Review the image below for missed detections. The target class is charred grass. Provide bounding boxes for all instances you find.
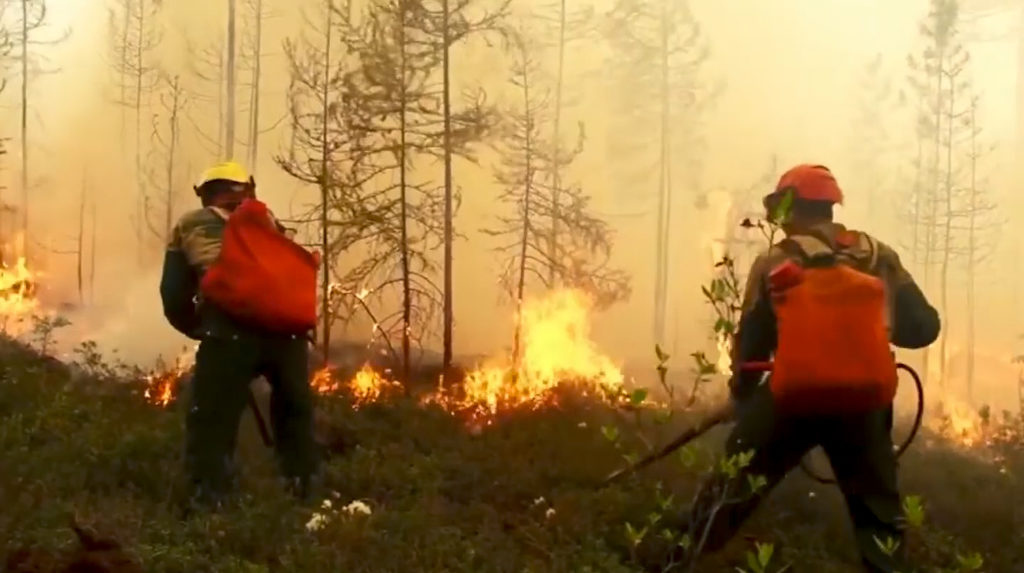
[0,337,1020,572]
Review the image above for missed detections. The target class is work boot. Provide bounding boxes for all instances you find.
[283,475,318,503]
[177,483,229,520]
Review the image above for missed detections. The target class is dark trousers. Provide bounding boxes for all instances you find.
[183,334,318,503]
[681,385,906,572]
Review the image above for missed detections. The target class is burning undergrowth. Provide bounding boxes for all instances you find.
[142,289,639,427]
[131,286,1023,462]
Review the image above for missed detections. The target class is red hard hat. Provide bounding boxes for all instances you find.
[768,164,844,204]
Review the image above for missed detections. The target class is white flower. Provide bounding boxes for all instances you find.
[343,500,372,515]
[577,422,587,428]
[533,496,546,506]
[545,507,556,519]
[305,513,329,532]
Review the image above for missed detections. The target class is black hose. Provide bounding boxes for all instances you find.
[798,362,924,484]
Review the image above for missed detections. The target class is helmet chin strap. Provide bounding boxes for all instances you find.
[202,190,249,210]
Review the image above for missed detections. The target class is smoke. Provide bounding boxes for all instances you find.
[57,269,191,367]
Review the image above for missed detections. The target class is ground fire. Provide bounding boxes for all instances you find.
[0,256,39,328]
[143,345,197,407]
[309,288,628,425]
[134,286,1009,456]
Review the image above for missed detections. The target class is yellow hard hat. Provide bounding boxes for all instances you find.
[193,161,254,195]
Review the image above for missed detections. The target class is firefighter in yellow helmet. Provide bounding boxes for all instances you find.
[159,161,319,510]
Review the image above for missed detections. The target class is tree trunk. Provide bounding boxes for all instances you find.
[319,4,333,366]
[119,0,130,153]
[398,5,411,385]
[548,0,566,287]
[77,172,86,305]
[20,0,29,246]
[441,0,454,372]
[652,1,670,346]
[938,72,956,389]
[217,44,225,155]
[165,77,180,241]
[512,64,533,367]
[247,0,263,170]
[965,101,977,403]
[134,4,145,265]
[225,0,237,160]
[921,44,946,387]
[89,195,96,305]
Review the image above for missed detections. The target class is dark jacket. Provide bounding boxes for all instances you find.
[729,222,941,401]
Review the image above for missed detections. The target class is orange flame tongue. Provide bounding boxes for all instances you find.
[143,346,197,407]
[430,289,626,424]
[311,289,629,426]
[0,256,38,325]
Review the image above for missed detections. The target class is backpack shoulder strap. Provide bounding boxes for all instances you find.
[777,234,834,263]
[206,206,231,222]
[858,232,880,271]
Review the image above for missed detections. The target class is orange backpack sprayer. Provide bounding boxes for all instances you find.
[199,198,320,335]
[603,231,926,486]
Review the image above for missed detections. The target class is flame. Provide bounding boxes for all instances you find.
[349,362,401,404]
[312,362,401,409]
[0,255,38,330]
[427,289,624,424]
[928,397,987,448]
[311,366,341,394]
[143,345,197,407]
[313,288,628,426]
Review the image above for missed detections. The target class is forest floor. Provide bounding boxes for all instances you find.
[0,335,1020,573]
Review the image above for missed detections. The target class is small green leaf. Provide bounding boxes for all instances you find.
[901,495,925,528]
[756,541,774,567]
[600,425,619,442]
[630,388,648,405]
[654,344,670,363]
[679,444,697,467]
[955,552,983,571]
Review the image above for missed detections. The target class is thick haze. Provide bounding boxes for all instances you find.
[8,0,1024,407]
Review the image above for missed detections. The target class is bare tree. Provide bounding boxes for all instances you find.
[185,36,227,157]
[906,0,971,385]
[484,31,629,363]
[417,0,509,373]
[961,95,999,401]
[529,0,593,287]
[89,191,96,305]
[13,0,68,246]
[279,0,354,360]
[0,9,13,247]
[225,0,238,160]
[107,0,161,262]
[144,72,188,247]
[346,0,494,380]
[242,0,270,170]
[76,170,87,304]
[604,0,717,348]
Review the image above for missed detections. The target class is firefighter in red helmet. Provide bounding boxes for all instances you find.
[635,164,941,572]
